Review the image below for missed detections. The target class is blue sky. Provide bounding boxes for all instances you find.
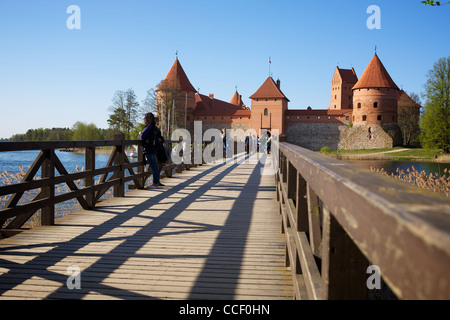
[0,0,449,139]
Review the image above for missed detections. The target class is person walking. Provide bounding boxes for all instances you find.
[140,113,161,189]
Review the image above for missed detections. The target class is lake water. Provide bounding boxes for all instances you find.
[344,159,450,177]
[0,150,113,179]
[1,150,448,180]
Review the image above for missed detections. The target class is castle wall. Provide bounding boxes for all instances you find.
[286,122,402,151]
[352,87,398,125]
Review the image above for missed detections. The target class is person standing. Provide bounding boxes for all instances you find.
[154,117,167,186]
[140,113,161,189]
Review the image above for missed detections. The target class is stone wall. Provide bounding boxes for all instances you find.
[286,123,347,151]
[286,122,402,151]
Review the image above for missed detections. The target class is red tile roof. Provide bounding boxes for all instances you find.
[156,59,197,93]
[249,77,290,101]
[194,94,247,116]
[337,67,358,83]
[353,54,399,90]
[229,91,246,108]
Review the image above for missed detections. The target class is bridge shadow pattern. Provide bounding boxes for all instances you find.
[0,154,292,300]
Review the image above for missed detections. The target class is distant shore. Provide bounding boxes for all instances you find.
[59,147,117,155]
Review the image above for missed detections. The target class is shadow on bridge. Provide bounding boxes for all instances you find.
[0,153,276,300]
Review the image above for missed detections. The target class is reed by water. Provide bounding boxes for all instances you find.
[371,166,450,197]
[0,165,114,228]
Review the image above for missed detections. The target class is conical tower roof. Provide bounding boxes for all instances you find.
[230,90,246,108]
[156,59,196,93]
[249,77,289,101]
[352,54,399,90]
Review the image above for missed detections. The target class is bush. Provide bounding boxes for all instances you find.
[320,147,332,154]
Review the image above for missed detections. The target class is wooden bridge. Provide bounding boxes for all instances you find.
[0,138,449,300]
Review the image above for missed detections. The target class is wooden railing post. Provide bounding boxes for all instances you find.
[41,149,55,226]
[321,209,370,300]
[137,144,145,189]
[113,132,125,198]
[85,147,95,208]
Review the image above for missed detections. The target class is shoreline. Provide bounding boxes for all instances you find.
[329,153,450,163]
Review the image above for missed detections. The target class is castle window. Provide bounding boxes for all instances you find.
[363,115,367,121]
[335,95,337,99]
[358,103,361,109]
[346,116,349,120]
[334,105,336,109]
[264,108,269,116]
[374,102,378,108]
[353,116,355,121]
[377,115,382,121]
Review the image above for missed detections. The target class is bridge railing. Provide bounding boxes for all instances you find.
[276,142,450,300]
[0,135,191,236]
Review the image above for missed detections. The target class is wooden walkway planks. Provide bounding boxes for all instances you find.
[0,153,293,300]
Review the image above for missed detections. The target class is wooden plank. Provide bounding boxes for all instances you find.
[0,153,293,300]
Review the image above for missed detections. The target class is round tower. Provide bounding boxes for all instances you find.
[352,54,399,125]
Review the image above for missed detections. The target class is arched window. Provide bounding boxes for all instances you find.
[264,108,269,116]
[374,102,378,108]
[357,103,362,109]
[362,115,367,121]
[377,115,382,121]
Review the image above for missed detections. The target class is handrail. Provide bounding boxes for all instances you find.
[276,142,450,300]
[0,136,190,235]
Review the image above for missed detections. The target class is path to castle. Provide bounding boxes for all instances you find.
[341,148,410,159]
[0,153,293,300]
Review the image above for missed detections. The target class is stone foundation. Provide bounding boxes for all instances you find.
[286,123,402,151]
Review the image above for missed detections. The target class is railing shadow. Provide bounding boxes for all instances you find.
[0,153,261,299]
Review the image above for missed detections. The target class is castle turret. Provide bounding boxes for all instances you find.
[352,54,399,125]
[249,77,289,134]
[156,59,197,132]
[330,67,358,110]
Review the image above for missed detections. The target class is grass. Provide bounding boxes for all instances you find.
[320,146,445,161]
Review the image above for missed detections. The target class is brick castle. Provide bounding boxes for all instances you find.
[155,53,421,150]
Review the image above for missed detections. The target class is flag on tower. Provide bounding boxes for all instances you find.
[269,57,271,64]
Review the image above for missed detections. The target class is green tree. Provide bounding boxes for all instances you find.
[420,56,450,153]
[72,121,100,141]
[422,1,450,6]
[107,89,139,139]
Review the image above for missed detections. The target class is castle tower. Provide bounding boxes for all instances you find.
[230,90,246,108]
[352,54,399,125]
[250,77,289,134]
[329,67,358,110]
[156,59,197,132]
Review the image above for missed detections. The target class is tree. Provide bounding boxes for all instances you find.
[398,92,422,146]
[124,88,140,137]
[72,122,100,141]
[420,56,450,153]
[107,89,139,139]
[155,80,184,139]
[141,87,158,118]
[422,1,450,6]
